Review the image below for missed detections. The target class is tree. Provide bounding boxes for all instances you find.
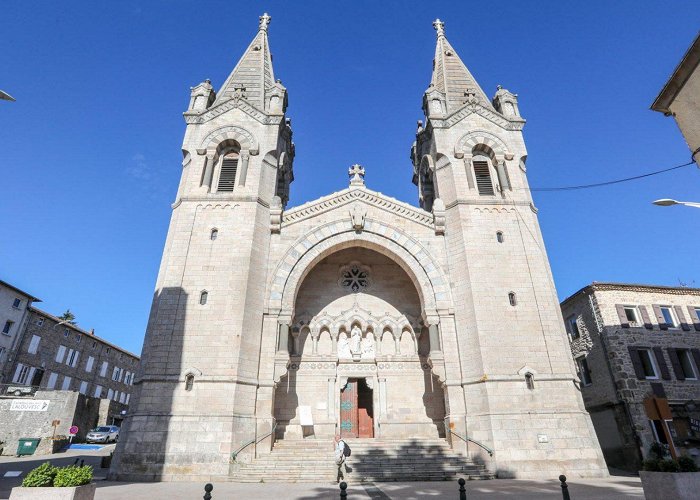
[58,310,76,325]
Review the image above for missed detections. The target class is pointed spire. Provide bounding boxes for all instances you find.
[215,13,277,111]
[429,19,495,114]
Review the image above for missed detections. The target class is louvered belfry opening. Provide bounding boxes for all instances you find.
[217,154,238,192]
[473,160,494,195]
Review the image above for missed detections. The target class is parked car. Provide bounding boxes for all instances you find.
[86,426,119,443]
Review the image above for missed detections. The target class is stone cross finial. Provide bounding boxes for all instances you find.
[259,12,272,31]
[348,164,365,186]
[433,19,445,37]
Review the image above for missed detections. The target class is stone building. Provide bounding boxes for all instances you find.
[110,15,607,481]
[561,282,700,470]
[651,32,700,161]
[4,307,140,409]
[0,280,40,382]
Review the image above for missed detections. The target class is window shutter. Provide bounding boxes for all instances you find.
[667,348,685,380]
[628,347,645,380]
[692,349,700,373]
[615,304,629,328]
[652,305,668,330]
[473,161,494,195]
[674,306,691,331]
[653,347,671,380]
[638,306,653,329]
[217,158,238,192]
[687,306,700,331]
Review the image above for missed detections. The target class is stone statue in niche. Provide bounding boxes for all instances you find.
[361,332,375,358]
[338,332,351,359]
[350,325,362,355]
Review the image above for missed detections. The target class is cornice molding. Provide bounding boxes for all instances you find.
[184,97,283,126]
[282,186,433,228]
[431,102,525,131]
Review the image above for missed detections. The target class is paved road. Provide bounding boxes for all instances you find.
[0,449,644,499]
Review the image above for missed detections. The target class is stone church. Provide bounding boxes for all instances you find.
[111,14,608,481]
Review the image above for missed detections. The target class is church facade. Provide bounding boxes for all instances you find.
[110,14,608,481]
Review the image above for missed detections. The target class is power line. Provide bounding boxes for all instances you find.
[530,159,696,192]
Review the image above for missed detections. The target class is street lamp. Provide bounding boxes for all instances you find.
[653,199,700,208]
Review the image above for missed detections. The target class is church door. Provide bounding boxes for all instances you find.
[340,378,374,438]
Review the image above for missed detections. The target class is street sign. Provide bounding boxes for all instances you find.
[690,418,700,434]
[10,399,49,412]
[69,426,79,436]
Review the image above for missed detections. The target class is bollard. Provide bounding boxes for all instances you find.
[203,483,213,500]
[559,475,570,500]
[79,459,84,467]
[458,478,466,500]
[339,481,348,499]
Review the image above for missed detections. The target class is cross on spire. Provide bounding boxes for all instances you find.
[348,164,365,186]
[259,12,271,31]
[433,18,445,38]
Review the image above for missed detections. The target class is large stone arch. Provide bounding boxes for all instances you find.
[268,219,452,319]
[199,125,259,155]
[454,129,508,159]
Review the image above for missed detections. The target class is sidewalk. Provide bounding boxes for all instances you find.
[90,476,643,500]
[0,449,643,499]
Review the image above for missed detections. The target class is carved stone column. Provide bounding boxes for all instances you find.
[463,154,474,189]
[238,151,251,187]
[429,323,441,353]
[394,333,401,355]
[311,328,319,355]
[291,328,300,356]
[379,377,388,417]
[276,322,290,354]
[202,154,215,191]
[495,158,510,191]
[328,377,336,420]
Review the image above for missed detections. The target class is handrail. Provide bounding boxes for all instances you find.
[447,428,494,457]
[230,421,277,462]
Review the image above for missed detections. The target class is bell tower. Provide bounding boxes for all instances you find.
[110,13,295,480]
[411,19,608,477]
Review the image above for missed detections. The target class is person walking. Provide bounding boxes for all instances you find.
[334,434,348,482]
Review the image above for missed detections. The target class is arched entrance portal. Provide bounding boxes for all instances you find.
[273,247,446,440]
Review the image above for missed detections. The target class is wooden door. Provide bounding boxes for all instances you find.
[358,379,374,438]
[340,380,358,438]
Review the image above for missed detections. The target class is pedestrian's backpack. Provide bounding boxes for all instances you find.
[343,442,351,457]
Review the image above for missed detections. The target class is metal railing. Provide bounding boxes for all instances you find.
[230,420,277,462]
[447,428,494,457]
[0,383,41,396]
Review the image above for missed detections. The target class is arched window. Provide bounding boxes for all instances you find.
[216,151,239,192]
[496,231,504,243]
[472,155,495,195]
[508,292,517,307]
[525,372,535,390]
[210,228,218,241]
[199,291,208,305]
[185,374,194,391]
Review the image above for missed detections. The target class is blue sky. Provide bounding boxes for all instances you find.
[2,1,699,355]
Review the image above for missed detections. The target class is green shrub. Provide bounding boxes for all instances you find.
[649,442,668,460]
[22,462,58,487]
[659,459,681,473]
[21,463,92,487]
[53,465,93,487]
[678,455,699,472]
[642,458,661,471]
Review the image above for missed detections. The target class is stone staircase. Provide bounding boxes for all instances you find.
[230,437,493,483]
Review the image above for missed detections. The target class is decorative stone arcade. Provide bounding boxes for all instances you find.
[272,247,447,441]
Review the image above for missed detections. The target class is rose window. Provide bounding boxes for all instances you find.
[340,265,369,292]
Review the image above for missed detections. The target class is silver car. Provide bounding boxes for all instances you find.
[86,426,119,443]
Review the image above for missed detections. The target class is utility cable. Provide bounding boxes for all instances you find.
[530,159,696,192]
